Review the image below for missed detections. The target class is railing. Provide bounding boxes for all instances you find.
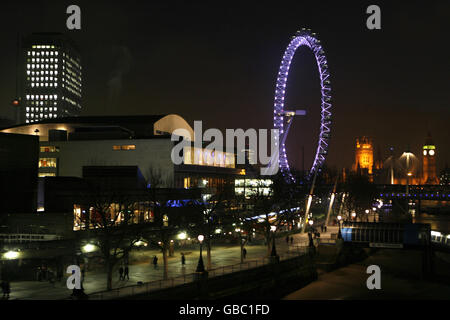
[317,238,336,245]
[88,244,310,300]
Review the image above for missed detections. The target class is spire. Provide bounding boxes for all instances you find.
[425,131,434,146]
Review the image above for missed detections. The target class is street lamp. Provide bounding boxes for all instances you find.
[177,231,187,240]
[337,215,342,239]
[3,250,19,260]
[196,235,205,273]
[82,243,96,253]
[269,226,280,263]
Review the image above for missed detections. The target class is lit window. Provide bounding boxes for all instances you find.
[40,146,59,153]
[38,173,56,177]
[39,158,57,168]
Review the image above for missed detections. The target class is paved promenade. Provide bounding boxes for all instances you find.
[5,227,337,300]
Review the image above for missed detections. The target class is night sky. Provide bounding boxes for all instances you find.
[0,1,449,172]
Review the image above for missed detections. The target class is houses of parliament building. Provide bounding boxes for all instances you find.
[353,133,443,185]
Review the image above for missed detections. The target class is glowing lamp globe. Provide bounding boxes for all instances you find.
[82,243,96,253]
[4,250,20,260]
[177,232,187,240]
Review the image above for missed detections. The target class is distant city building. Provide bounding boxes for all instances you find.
[440,166,450,185]
[0,132,39,214]
[20,33,82,124]
[0,114,242,190]
[422,132,439,185]
[353,136,374,179]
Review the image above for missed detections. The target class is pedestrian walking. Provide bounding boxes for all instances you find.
[56,268,63,282]
[290,236,294,245]
[181,253,186,266]
[81,267,86,282]
[36,267,41,281]
[2,281,10,299]
[48,270,55,287]
[308,232,314,247]
[285,236,289,244]
[1,281,6,299]
[119,266,124,280]
[242,248,247,259]
[321,225,324,233]
[324,225,327,232]
[42,266,47,281]
[152,255,158,269]
[124,266,129,280]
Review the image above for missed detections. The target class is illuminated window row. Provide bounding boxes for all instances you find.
[31,45,56,49]
[39,173,56,177]
[30,58,58,63]
[65,55,81,68]
[26,107,58,112]
[64,78,82,88]
[30,83,58,88]
[40,146,59,153]
[26,113,58,118]
[27,70,58,76]
[27,102,58,107]
[26,94,58,100]
[28,51,59,56]
[30,77,58,81]
[112,145,136,151]
[64,88,81,98]
[39,158,57,168]
[64,74,82,86]
[64,67,81,75]
[27,64,58,69]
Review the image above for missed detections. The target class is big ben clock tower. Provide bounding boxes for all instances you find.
[422,132,439,185]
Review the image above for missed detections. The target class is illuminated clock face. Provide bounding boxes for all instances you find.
[429,149,435,156]
[423,150,427,156]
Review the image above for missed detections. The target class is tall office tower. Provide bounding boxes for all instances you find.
[422,132,439,185]
[20,33,82,124]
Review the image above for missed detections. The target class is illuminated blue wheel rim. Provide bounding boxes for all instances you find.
[273,28,332,182]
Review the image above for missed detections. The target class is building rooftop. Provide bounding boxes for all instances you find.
[0,114,194,141]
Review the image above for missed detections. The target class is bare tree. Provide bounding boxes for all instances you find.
[143,166,202,279]
[76,182,145,291]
